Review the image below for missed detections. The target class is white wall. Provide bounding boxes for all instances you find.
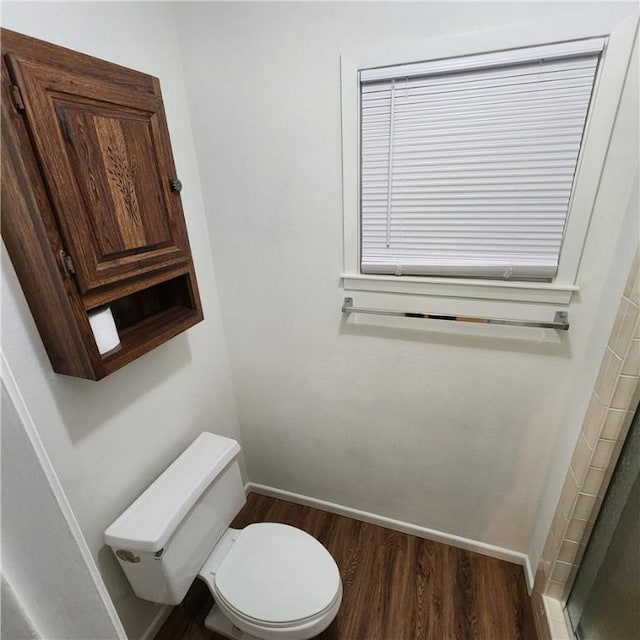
[1,380,125,640]
[529,35,640,566]
[0,572,42,640]
[175,0,638,564]
[1,3,241,638]
[1,576,41,640]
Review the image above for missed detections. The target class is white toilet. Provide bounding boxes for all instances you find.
[105,433,342,640]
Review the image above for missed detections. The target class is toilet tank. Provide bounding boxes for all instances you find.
[104,432,245,605]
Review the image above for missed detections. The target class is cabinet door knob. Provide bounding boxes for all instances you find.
[169,178,183,193]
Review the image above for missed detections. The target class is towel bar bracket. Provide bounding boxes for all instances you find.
[554,311,569,326]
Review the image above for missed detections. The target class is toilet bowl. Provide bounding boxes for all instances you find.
[104,433,342,640]
[200,524,342,639]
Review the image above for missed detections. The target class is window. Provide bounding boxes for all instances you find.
[360,40,603,281]
[341,14,638,304]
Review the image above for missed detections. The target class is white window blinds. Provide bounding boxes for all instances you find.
[360,38,605,280]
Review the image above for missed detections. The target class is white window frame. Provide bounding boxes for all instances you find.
[341,12,638,304]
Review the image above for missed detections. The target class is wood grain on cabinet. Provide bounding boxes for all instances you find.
[6,53,190,293]
[1,29,203,380]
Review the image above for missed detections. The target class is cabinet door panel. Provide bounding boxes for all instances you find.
[7,55,189,293]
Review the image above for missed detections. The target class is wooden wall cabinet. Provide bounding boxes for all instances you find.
[1,30,204,380]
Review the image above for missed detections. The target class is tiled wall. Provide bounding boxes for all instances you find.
[533,250,639,639]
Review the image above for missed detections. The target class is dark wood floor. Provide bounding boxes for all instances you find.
[155,493,537,640]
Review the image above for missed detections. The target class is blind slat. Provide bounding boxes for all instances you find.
[360,41,600,280]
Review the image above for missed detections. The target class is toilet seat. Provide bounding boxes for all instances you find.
[201,522,342,639]
[214,583,342,631]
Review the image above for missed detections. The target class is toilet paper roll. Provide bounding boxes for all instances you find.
[88,306,121,355]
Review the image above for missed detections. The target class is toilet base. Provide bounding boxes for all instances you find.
[204,604,260,640]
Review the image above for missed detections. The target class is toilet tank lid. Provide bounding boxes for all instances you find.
[104,432,240,552]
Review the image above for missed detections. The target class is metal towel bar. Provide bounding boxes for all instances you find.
[342,297,570,331]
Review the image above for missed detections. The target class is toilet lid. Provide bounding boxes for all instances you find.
[213,523,341,625]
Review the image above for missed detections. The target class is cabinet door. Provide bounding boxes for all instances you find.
[6,54,190,293]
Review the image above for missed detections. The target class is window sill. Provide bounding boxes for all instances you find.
[341,273,578,304]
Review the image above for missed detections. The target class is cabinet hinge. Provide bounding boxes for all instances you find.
[59,250,76,276]
[11,85,25,112]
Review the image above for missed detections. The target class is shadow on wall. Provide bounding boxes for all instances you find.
[2,253,193,444]
[52,337,193,444]
[331,303,576,555]
[339,313,572,359]
[96,545,164,640]
[475,399,561,552]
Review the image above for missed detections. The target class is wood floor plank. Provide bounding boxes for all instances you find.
[155,493,538,640]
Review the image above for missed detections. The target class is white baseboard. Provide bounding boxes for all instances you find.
[246,482,534,591]
[140,604,172,640]
[524,555,534,593]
